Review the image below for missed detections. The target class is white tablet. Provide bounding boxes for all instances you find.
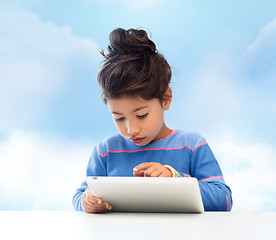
[85,177,204,213]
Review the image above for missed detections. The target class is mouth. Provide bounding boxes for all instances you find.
[130,137,145,144]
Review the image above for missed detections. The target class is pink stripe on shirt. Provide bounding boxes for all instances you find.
[157,129,177,141]
[226,195,230,212]
[98,141,208,157]
[199,176,224,181]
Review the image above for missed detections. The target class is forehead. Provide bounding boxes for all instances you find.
[107,96,158,111]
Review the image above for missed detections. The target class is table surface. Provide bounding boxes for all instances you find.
[0,211,275,240]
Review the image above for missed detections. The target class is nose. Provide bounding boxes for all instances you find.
[126,120,140,137]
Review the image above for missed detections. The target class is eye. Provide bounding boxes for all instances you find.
[137,113,148,119]
[114,117,125,122]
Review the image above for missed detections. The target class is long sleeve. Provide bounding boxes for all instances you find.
[72,181,87,211]
[185,142,232,211]
[168,135,232,211]
[72,144,107,211]
[72,131,233,212]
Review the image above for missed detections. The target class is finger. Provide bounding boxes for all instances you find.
[82,194,111,213]
[143,166,158,176]
[133,170,145,177]
[82,191,91,204]
[93,205,111,213]
[84,199,109,211]
[82,194,98,208]
[94,201,112,211]
[82,193,90,205]
[133,162,154,172]
[87,191,103,204]
[103,202,112,210]
[86,205,109,213]
[162,167,172,177]
[91,198,111,209]
[148,168,163,177]
[85,187,92,197]
[84,189,102,204]
[159,171,171,177]
[93,197,103,205]
[84,188,95,202]
[87,195,101,204]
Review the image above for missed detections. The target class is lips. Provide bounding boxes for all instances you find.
[131,137,145,144]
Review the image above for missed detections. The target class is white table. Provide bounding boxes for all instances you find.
[0,211,275,240]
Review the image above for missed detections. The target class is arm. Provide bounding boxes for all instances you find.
[188,142,233,211]
[72,144,108,211]
[162,138,232,211]
[72,181,88,211]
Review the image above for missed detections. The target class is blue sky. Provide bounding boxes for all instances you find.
[0,0,275,211]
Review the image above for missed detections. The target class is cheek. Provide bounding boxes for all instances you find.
[147,111,164,129]
[153,110,164,123]
[114,121,126,134]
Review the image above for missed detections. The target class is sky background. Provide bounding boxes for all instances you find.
[0,0,275,211]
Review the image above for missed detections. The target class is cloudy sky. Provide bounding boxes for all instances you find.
[0,0,275,211]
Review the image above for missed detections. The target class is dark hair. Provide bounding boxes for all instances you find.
[97,28,172,104]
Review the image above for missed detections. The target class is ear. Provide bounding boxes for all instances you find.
[162,87,172,110]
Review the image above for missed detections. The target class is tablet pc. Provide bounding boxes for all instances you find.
[85,177,204,213]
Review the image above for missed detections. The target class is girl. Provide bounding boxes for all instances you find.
[72,28,232,213]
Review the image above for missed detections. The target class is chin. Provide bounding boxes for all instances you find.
[140,138,154,147]
[135,142,147,147]
[135,139,149,147]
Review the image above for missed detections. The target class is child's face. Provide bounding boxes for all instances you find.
[107,95,171,146]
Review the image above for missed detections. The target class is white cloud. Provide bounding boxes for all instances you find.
[175,18,276,131]
[245,18,276,59]
[174,18,276,211]
[179,17,276,131]
[0,5,100,132]
[239,18,276,116]
[241,18,276,86]
[213,140,276,211]
[0,130,93,210]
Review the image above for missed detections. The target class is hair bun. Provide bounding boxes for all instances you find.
[107,28,156,56]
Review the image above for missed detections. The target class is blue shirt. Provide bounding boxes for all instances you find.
[72,129,233,211]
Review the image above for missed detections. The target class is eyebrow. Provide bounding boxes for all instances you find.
[112,106,148,115]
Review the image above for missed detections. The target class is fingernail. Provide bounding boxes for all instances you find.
[97,200,102,204]
[133,168,137,171]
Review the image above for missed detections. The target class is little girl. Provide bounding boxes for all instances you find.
[72,28,232,213]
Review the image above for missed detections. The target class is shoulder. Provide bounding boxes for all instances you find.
[173,129,207,150]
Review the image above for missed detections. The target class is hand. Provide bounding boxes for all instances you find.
[133,162,172,177]
[81,188,112,213]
